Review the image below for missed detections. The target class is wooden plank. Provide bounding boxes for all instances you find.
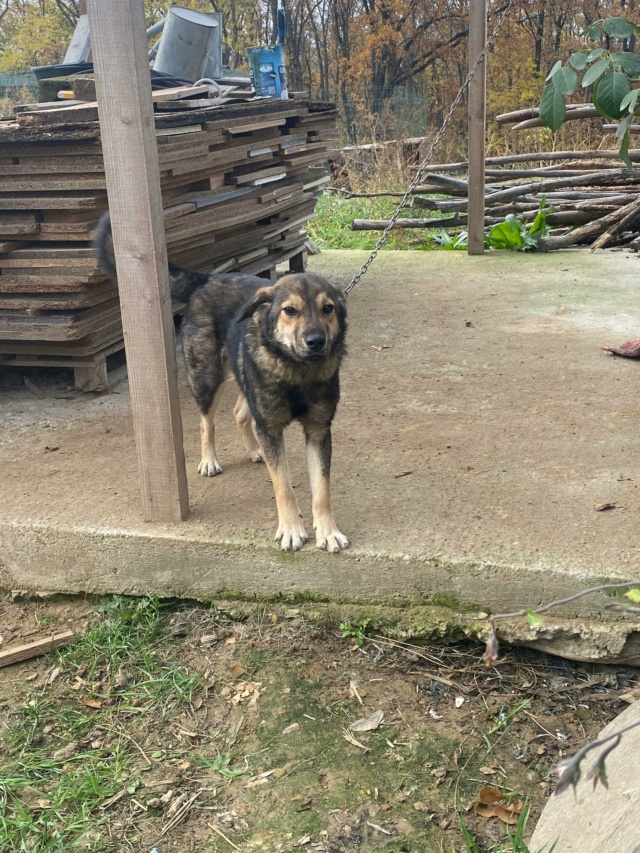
[152,85,212,102]
[0,631,75,669]
[0,288,118,311]
[87,0,189,522]
[0,194,106,209]
[0,275,100,293]
[467,0,487,255]
[16,103,100,127]
[0,162,105,174]
[0,177,107,191]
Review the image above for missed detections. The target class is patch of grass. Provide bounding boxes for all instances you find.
[308,192,425,250]
[0,596,207,852]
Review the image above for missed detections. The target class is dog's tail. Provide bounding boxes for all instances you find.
[93,213,208,303]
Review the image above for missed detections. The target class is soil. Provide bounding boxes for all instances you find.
[0,595,637,852]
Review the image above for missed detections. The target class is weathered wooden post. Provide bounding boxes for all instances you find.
[86,0,190,522]
[467,0,487,255]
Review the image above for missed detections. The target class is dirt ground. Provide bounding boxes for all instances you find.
[0,595,637,852]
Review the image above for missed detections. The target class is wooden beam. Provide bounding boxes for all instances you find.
[87,0,189,522]
[467,0,487,255]
[0,631,75,669]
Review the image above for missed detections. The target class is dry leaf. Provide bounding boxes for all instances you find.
[431,767,447,779]
[478,786,503,804]
[283,723,300,735]
[348,710,384,732]
[479,766,497,776]
[474,802,523,825]
[599,339,640,357]
[166,792,191,818]
[82,697,103,709]
[439,817,451,830]
[429,709,443,720]
[53,742,78,760]
[594,502,616,512]
[454,696,465,708]
[230,662,246,679]
[474,787,523,825]
[46,667,60,685]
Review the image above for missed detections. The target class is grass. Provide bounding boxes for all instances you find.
[0,596,210,852]
[308,191,425,250]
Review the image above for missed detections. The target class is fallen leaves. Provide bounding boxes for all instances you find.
[599,338,640,357]
[594,502,616,512]
[474,786,524,825]
[348,710,384,732]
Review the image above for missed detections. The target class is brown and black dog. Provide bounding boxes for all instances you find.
[94,215,348,552]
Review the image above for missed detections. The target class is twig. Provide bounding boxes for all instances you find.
[489,580,640,624]
[208,821,242,850]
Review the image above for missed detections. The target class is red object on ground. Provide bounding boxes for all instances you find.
[599,339,640,357]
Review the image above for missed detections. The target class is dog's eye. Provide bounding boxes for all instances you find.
[283,306,297,316]
[323,304,335,314]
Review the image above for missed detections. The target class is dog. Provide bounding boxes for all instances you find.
[94,214,349,552]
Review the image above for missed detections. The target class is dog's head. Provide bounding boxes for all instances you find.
[239,273,347,363]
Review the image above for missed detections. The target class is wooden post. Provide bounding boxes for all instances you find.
[467,0,487,255]
[86,0,189,522]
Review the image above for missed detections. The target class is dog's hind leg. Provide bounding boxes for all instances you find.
[197,382,226,476]
[255,425,307,551]
[233,392,263,463]
[304,424,349,553]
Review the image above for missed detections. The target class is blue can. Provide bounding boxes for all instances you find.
[247,45,288,99]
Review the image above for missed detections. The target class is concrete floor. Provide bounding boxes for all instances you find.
[1,249,639,657]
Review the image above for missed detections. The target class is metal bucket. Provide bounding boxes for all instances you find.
[154,6,220,82]
[247,45,288,99]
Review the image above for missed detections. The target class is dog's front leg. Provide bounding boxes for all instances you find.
[304,425,349,553]
[257,426,308,551]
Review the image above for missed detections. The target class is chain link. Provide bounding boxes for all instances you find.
[343,0,516,295]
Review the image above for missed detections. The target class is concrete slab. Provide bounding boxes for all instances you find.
[530,700,640,853]
[1,250,639,660]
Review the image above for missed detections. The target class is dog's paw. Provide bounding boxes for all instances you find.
[275,520,308,551]
[315,522,349,553]
[198,458,223,476]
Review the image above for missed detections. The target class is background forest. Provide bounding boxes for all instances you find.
[0,1,638,152]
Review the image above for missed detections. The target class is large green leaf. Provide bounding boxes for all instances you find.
[594,71,632,118]
[612,52,640,76]
[539,84,566,131]
[569,52,589,70]
[603,17,634,38]
[582,57,611,87]
[587,48,606,61]
[616,112,633,139]
[588,24,602,42]
[552,66,578,95]
[488,217,525,251]
[546,59,563,81]
[620,129,633,169]
[620,88,640,113]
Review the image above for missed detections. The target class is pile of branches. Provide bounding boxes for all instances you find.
[348,148,640,251]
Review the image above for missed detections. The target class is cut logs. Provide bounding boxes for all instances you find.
[349,149,640,252]
[0,94,337,390]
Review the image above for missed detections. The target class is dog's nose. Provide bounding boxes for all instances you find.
[306,333,326,352]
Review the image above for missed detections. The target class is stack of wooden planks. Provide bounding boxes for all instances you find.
[0,94,337,390]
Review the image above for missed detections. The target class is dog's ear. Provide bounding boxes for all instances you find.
[238,286,275,321]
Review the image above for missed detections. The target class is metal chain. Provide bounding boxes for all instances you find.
[343,0,516,295]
